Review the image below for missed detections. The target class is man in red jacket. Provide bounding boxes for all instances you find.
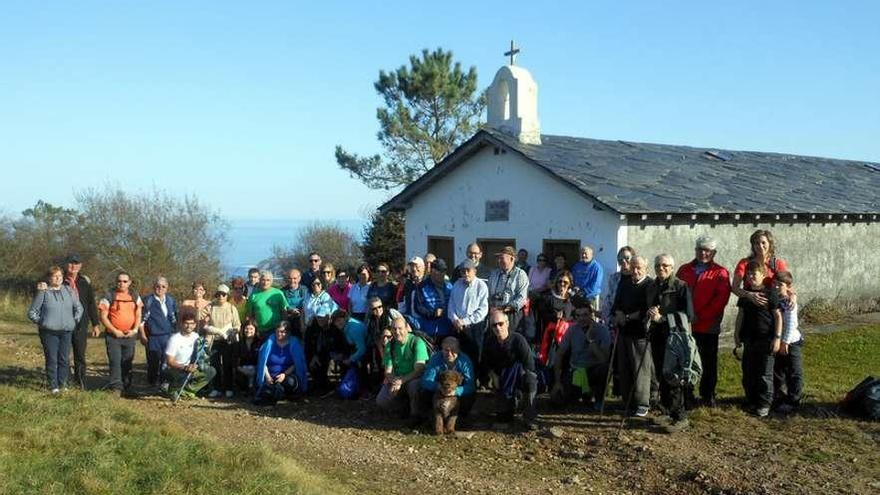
[676,235,731,407]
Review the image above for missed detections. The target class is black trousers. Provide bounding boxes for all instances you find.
[742,338,775,409]
[209,340,235,390]
[70,317,91,388]
[693,332,719,401]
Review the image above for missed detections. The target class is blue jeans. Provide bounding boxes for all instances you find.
[773,339,804,406]
[39,329,72,390]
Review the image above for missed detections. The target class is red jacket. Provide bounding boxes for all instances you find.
[676,261,731,334]
[538,319,571,366]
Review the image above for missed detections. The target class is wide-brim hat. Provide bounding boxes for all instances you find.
[495,246,517,258]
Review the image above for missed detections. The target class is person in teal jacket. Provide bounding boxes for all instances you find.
[254,320,308,405]
[419,336,476,418]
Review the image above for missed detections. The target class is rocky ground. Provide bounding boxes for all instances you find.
[2,320,878,494]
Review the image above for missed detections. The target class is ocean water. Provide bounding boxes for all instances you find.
[220,218,365,278]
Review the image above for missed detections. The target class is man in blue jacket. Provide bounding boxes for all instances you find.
[571,245,604,311]
[140,276,177,391]
[420,336,476,419]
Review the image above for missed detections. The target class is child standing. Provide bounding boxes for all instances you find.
[734,260,782,417]
[773,271,803,413]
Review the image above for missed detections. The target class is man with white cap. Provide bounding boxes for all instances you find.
[676,234,731,407]
[447,259,489,363]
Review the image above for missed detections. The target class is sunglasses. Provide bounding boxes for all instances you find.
[377,270,388,274]
[154,284,167,289]
[617,256,632,262]
[491,321,506,327]
[322,271,333,274]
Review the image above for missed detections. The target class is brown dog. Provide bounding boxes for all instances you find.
[433,370,463,435]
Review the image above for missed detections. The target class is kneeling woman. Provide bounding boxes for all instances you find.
[254,320,308,405]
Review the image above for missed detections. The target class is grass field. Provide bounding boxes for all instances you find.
[0,309,877,494]
[0,386,341,495]
[0,316,345,495]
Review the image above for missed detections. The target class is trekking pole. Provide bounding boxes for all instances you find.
[599,325,620,416]
[616,320,652,437]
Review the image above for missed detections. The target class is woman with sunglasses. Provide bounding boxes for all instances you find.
[203,284,242,398]
[304,277,338,327]
[538,271,575,370]
[367,262,397,310]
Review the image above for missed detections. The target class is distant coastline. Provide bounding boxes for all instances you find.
[220,218,365,278]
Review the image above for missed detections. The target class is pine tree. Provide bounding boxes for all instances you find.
[335,48,485,189]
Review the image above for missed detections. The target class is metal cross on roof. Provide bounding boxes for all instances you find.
[504,40,520,65]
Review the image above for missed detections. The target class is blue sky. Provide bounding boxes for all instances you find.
[2,1,878,221]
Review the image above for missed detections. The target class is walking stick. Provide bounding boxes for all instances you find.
[172,337,207,404]
[616,319,652,437]
[599,324,619,416]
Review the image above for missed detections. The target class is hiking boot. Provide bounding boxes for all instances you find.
[225,390,235,399]
[633,406,649,418]
[652,415,673,427]
[50,388,61,396]
[592,399,604,412]
[663,418,690,433]
[775,403,795,415]
[208,390,222,399]
[753,406,770,418]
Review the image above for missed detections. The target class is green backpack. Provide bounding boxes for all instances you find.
[662,312,702,387]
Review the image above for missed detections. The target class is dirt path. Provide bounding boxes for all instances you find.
[2,320,879,494]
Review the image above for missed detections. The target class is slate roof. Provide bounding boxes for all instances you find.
[381,127,880,215]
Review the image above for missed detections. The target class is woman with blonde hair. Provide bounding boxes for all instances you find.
[28,266,83,393]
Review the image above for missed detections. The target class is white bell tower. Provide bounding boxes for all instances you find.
[486,40,541,145]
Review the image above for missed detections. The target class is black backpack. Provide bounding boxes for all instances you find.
[841,376,880,421]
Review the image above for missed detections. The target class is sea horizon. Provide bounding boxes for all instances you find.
[220,218,365,278]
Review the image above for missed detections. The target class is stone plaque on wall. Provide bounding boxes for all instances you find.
[485,200,510,222]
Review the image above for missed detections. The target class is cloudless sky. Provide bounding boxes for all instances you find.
[2,1,878,221]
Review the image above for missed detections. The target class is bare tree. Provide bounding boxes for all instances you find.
[263,222,362,274]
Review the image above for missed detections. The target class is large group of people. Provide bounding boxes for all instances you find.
[27,229,806,433]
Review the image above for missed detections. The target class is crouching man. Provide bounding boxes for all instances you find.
[164,307,215,400]
[552,298,612,411]
[420,337,477,423]
[481,309,538,429]
[376,315,428,426]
